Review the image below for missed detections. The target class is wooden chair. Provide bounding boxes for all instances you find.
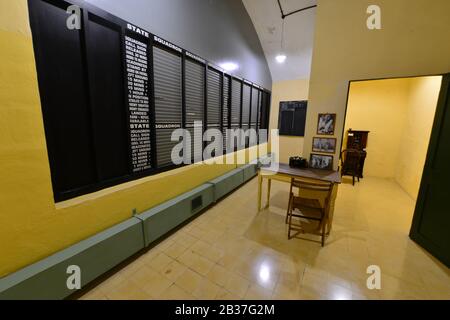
[341,149,362,186]
[286,178,334,247]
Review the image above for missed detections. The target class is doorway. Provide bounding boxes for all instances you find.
[341,75,450,267]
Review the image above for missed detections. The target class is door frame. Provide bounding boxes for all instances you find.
[340,73,449,267]
[340,73,445,161]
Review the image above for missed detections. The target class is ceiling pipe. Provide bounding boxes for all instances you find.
[277,0,317,20]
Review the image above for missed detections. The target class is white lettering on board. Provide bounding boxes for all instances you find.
[127,23,150,38]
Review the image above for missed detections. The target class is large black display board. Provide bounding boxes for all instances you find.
[278,101,308,137]
[28,0,271,201]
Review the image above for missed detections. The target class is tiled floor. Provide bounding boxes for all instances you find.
[79,176,450,300]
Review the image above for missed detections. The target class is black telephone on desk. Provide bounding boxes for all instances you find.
[289,156,309,169]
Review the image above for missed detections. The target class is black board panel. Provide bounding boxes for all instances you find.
[278,101,308,137]
[185,59,204,162]
[257,89,263,129]
[153,46,182,168]
[187,126,204,163]
[223,75,231,153]
[207,68,221,127]
[29,0,97,197]
[259,91,271,142]
[156,128,179,168]
[205,67,221,159]
[185,59,205,125]
[153,47,183,124]
[85,13,130,180]
[251,87,259,125]
[124,33,152,173]
[242,83,251,127]
[231,79,242,127]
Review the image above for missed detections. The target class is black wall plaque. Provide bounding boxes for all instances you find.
[278,101,308,137]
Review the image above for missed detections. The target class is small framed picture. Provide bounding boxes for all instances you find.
[312,137,337,154]
[317,113,336,135]
[310,153,334,170]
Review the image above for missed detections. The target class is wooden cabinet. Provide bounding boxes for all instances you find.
[345,130,369,178]
[347,130,369,150]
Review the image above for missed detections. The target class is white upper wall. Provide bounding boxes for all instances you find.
[85,0,272,88]
[243,0,317,82]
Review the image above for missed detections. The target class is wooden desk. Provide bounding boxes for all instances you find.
[257,163,342,211]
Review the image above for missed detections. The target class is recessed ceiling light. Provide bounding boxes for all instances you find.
[219,62,239,72]
[276,55,287,63]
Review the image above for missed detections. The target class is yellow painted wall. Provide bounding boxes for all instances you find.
[305,0,450,170]
[344,76,441,199]
[269,79,309,163]
[0,0,264,277]
[344,79,411,178]
[396,76,442,199]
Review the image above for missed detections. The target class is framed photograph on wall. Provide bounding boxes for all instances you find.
[312,137,337,154]
[317,113,336,135]
[310,153,334,170]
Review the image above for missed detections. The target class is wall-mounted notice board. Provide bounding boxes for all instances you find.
[28,0,272,202]
[278,101,308,137]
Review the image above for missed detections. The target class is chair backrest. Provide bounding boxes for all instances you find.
[341,149,362,171]
[290,178,334,209]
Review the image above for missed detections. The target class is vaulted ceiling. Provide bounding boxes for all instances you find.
[243,0,317,82]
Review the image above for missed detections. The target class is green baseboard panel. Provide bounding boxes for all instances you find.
[208,167,244,202]
[242,163,258,182]
[0,218,144,300]
[0,166,260,300]
[136,183,214,247]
